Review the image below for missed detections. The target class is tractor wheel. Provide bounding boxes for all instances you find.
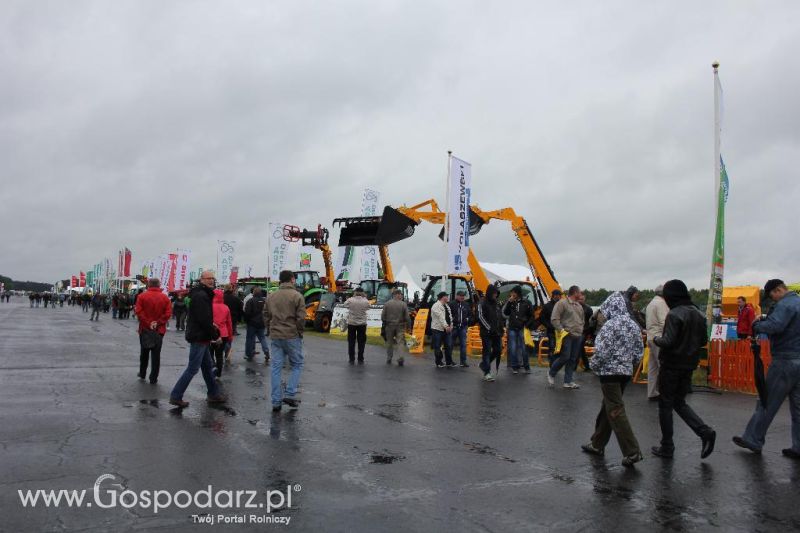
[314,312,332,333]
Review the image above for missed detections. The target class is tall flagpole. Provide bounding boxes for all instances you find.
[442,151,452,294]
[706,61,723,327]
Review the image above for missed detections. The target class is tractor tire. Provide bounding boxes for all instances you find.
[314,312,332,333]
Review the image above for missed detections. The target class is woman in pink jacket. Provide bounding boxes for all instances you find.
[212,289,234,378]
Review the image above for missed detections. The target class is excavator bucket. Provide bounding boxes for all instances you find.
[437,207,485,241]
[334,206,419,246]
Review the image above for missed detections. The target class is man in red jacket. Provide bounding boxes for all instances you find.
[737,296,756,339]
[134,278,172,384]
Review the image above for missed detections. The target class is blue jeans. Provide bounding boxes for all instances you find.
[270,338,304,407]
[546,331,558,367]
[245,325,269,358]
[742,358,800,451]
[507,329,528,369]
[549,334,582,384]
[431,329,453,366]
[451,326,469,363]
[170,342,220,401]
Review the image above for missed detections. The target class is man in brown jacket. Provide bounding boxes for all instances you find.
[381,289,411,366]
[547,285,585,389]
[263,270,307,413]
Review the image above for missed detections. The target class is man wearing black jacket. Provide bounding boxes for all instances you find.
[540,289,562,366]
[224,285,243,336]
[449,290,473,368]
[478,285,504,382]
[243,287,270,362]
[651,279,715,459]
[503,286,533,374]
[169,272,226,408]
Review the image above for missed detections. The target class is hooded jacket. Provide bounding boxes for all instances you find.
[654,279,708,370]
[590,292,643,376]
[477,286,505,337]
[212,289,234,339]
[185,284,219,343]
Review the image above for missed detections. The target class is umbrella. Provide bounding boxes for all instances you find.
[751,339,768,406]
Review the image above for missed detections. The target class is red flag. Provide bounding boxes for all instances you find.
[123,248,132,277]
[79,272,86,287]
[229,266,239,286]
[167,253,178,292]
[71,276,78,288]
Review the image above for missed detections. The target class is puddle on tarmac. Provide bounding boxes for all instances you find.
[370,452,406,464]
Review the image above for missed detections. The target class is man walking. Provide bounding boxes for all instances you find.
[478,285,504,381]
[172,293,188,331]
[224,285,243,336]
[548,285,585,389]
[645,284,669,401]
[540,289,562,366]
[430,291,454,368]
[733,279,800,458]
[89,293,104,321]
[503,286,533,374]
[736,296,756,340]
[135,279,172,384]
[342,287,371,364]
[243,287,269,362]
[381,289,410,366]
[169,271,226,407]
[651,279,715,459]
[264,270,306,413]
[449,290,473,367]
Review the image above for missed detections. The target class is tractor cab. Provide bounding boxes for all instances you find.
[357,280,409,305]
[418,274,476,310]
[495,281,547,308]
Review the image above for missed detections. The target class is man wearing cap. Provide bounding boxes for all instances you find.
[449,290,473,367]
[342,287,371,364]
[540,289,563,366]
[645,284,669,400]
[503,286,534,374]
[430,291,454,368]
[381,289,411,366]
[734,279,800,459]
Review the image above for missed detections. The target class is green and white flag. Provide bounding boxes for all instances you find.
[706,65,728,326]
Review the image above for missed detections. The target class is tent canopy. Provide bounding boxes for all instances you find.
[479,262,533,283]
[395,265,424,299]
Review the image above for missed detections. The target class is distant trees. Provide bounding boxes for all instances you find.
[0,275,52,292]
[582,288,709,309]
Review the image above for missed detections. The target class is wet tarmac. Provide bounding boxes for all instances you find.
[1,298,798,532]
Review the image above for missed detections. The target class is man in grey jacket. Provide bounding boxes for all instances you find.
[645,285,669,400]
[381,289,410,366]
[548,285,585,389]
[343,287,371,364]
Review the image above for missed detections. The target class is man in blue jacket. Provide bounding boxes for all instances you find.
[734,279,800,458]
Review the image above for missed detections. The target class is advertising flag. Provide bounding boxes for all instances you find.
[229,266,239,285]
[268,223,299,280]
[167,253,178,292]
[79,272,86,287]
[446,156,472,274]
[706,64,728,327]
[217,240,235,285]
[175,250,191,290]
[71,276,77,288]
[358,188,380,281]
[123,248,132,277]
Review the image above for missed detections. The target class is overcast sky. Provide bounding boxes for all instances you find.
[2,0,798,290]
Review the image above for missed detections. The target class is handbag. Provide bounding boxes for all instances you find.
[140,329,160,350]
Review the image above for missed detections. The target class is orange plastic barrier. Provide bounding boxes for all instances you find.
[708,339,771,394]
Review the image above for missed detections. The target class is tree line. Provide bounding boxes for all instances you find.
[0,275,52,292]
[582,288,709,309]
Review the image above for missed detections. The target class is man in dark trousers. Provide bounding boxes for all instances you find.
[540,289,562,367]
[477,285,504,382]
[243,287,269,362]
[135,279,172,384]
[224,285,243,336]
[503,286,533,374]
[651,279,716,459]
[449,290,474,367]
[734,279,800,458]
[169,272,226,407]
[172,292,187,331]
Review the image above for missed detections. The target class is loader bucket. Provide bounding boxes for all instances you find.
[437,207,485,241]
[334,206,419,246]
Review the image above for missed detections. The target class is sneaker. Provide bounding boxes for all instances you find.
[436,364,445,368]
[547,375,555,387]
[149,378,157,384]
[137,373,145,381]
[622,452,643,468]
[169,398,189,408]
[357,359,364,365]
[732,436,762,454]
[282,397,301,408]
[512,368,519,375]
[523,368,531,374]
[206,395,228,404]
[701,430,716,459]
[651,446,674,458]
[581,443,604,456]
[446,362,456,368]
[483,373,495,382]
[459,362,469,368]
[272,404,282,413]
[563,382,580,389]
[782,448,800,459]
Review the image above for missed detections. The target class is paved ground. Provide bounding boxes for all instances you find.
[0,298,798,532]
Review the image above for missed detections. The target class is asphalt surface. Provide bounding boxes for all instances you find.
[1,298,798,532]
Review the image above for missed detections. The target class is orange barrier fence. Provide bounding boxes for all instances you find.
[708,339,771,394]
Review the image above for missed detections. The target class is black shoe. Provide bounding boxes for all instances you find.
[732,436,762,454]
[398,359,404,367]
[244,356,253,362]
[622,452,644,468]
[348,360,355,365]
[282,397,301,408]
[782,448,800,459]
[357,359,364,365]
[648,395,661,402]
[459,362,469,368]
[137,373,145,380]
[651,446,674,458]
[446,362,456,368]
[149,378,157,384]
[701,430,716,459]
[386,359,392,365]
[272,404,282,413]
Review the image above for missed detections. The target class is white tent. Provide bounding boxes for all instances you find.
[395,265,424,299]
[479,262,533,283]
